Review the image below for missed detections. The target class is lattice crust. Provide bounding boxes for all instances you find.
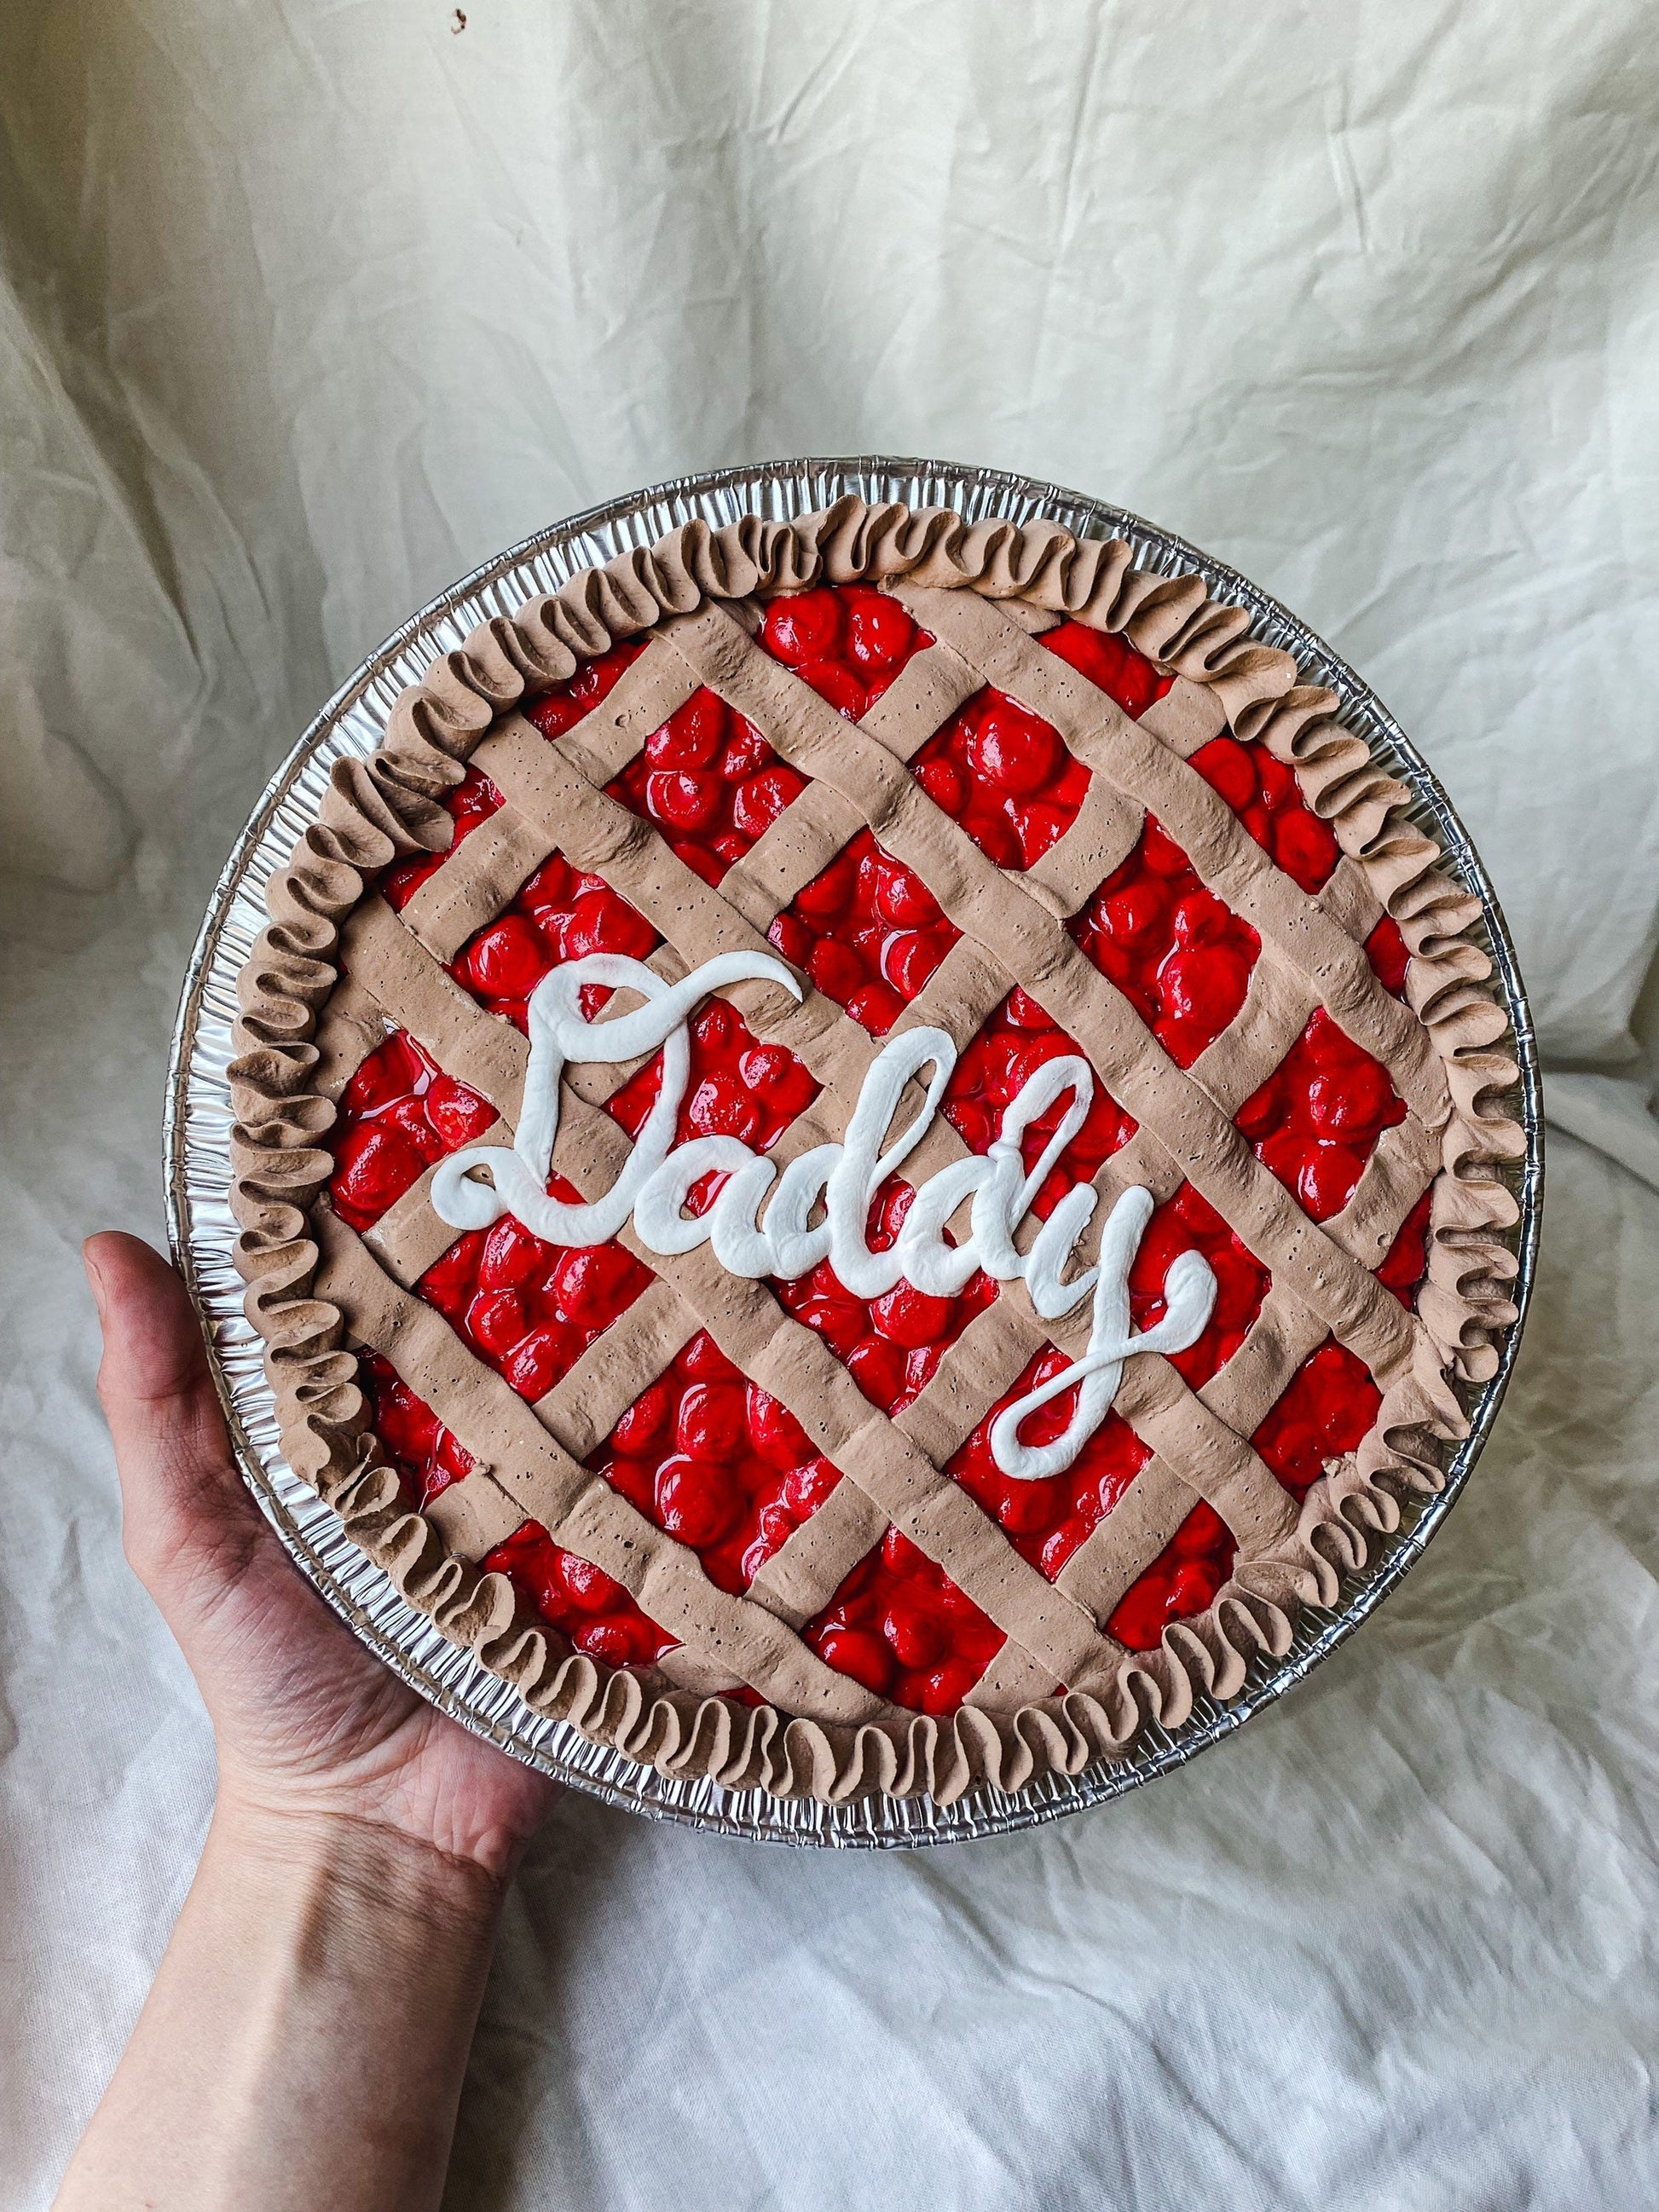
[228,498,1523,1805]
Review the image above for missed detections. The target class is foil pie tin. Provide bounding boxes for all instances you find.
[165,456,1543,1848]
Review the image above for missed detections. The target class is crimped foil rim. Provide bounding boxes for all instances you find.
[164,455,1543,1848]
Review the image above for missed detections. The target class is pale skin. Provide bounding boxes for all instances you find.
[57,1234,561,2211]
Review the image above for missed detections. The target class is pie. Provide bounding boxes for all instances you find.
[229,496,1522,1806]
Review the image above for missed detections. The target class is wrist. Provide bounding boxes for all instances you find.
[207,1788,509,1953]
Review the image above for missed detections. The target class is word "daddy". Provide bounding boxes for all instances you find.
[431,953,1215,1480]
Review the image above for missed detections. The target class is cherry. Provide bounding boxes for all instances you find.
[773,1183,998,1418]
[482,1519,676,1666]
[1070,817,1261,1068]
[604,684,806,888]
[587,1331,842,1597]
[908,684,1088,869]
[328,1031,495,1231]
[1235,1012,1407,1222]
[1366,915,1411,996]
[1036,620,1174,719]
[969,699,1061,794]
[676,1381,748,1461]
[645,690,726,770]
[804,1533,1006,1712]
[1107,1502,1236,1650]
[945,1348,1153,1577]
[1377,1188,1433,1304]
[761,588,845,667]
[1251,1339,1381,1498]
[655,1454,740,1545]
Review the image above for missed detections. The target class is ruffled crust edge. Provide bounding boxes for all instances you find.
[227,495,1525,1806]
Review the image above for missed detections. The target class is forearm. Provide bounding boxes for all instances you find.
[56,1798,505,2212]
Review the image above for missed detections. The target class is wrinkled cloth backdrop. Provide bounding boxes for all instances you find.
[4,4,1657,2208]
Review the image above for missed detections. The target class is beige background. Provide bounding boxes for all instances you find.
[4,3,1657,2206]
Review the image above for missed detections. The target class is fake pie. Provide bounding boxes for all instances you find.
[230,499,1521,1805]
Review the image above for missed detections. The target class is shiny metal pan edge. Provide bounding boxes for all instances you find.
[165,455,1543,1848]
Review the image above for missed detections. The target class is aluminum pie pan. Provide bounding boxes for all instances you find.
[165,454,1543,1850]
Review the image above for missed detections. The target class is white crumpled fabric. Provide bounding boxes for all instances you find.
[4,3,1657,2205]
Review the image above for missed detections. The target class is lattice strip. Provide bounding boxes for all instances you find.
[399,808,555,964]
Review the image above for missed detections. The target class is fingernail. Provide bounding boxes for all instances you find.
[84,1242,107,1314]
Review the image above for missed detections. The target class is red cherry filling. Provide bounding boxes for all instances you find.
[942,989,1136,1216]
[604,998,820,1216]
[1189,735,1341,895]
[419,1201,651,1403]
[802,1524,1007,1712]
[946,1349,1153,1580]
[1069,817,1263,1069]
[1235,1008,1408,1222]
[1377,1187,1433,1304]
[380,766,505,912]
[1128,1182,1270,1389]
[909,690,1090,869]
[328,1030,496,1231]
[483,1520,678,1668]
[1365,915,1411,997]
[772,1178,998,1418]
[449,850,660,1031]
[359,1351,477,1510]
[1036,618,1176,719]
[1251,1339,1382,1499]
[588,1330,842,1597]
[767,828,962,1037]
[524,638,650,738]
[1107,1503,1237,1651]
[756,583,935,719]
[604,688,807,890]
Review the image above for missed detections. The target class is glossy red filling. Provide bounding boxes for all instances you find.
[449,850,659,1032]
[1129,1182,1270,1389]
[345,585,1430,1701]
[948,1354,1153,1581]
[589,1330,841,1597]
[483,1522,679,1668]
[1189,734,1341,894]
[1108,1505,1237,1652]
[604,996,820,1219]
[768,827,961,1037]
[756,583,935,717]
[328,1031,496,1231]
[772,1178,999,1418]
[802,1525,1008,1712]
[419,1201,652,1403]
[1235,1007,1408,1222]
[1069,814,1263,1068]
[941,988,1137,1216]
[361,1349,478,1510]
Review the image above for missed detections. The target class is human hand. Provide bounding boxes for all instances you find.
[84,1232,558,1887]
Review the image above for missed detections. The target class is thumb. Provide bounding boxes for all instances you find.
[84,1232,263,1603]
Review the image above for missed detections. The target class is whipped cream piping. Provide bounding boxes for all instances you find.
[431,951,1216,1480]
[226,494,1526,1806]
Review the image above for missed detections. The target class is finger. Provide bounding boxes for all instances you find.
[84,1233,262,1589]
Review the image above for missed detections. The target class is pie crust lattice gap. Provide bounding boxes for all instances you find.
[228,499,1523,1807]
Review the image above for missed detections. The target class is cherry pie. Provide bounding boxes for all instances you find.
[230,497,1522,1805]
